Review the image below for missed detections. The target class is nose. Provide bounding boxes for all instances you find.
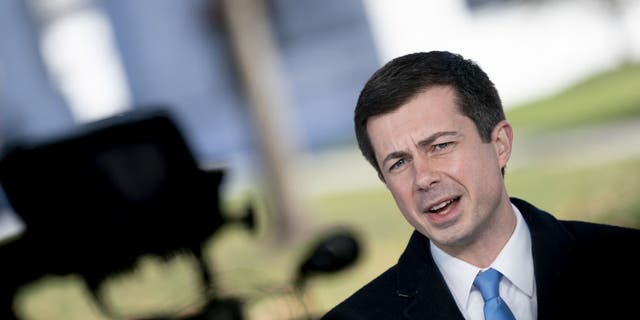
[413,155,440,191]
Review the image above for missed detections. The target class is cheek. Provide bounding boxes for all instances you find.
[444,146,496,189]
[387,179,410,202]
[477,146,502,176]
[464,148,503,194]
[465,142,497,166]
[437,151,467,179]
[387,178,416,215]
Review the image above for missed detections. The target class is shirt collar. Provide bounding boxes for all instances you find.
[492,203,535,296]
[430,202,535,309]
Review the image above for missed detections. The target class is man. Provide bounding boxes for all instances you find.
[322,51,640,319]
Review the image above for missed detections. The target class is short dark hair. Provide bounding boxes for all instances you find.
[354,51,505,177]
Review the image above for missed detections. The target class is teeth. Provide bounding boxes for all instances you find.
[429,199,454,212]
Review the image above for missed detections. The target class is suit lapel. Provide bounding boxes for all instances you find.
[511,198,578,319]
[396,231,465,320]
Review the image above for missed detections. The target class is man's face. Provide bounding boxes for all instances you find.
[367,86,513,253]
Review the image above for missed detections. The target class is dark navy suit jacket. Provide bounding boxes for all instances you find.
[322,198,640,319]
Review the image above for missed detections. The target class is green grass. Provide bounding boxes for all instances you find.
[506,63,640,133]
[506,158,640,228]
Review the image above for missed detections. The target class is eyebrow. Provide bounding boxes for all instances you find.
[417,131,459,148]
[381,131,459,167]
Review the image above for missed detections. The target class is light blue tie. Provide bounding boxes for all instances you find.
[473,268,516,320]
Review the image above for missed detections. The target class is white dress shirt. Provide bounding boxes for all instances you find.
[430,203,537,320]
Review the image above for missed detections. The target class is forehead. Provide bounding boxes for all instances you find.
[366,86,472,156]
[368,86,465,136]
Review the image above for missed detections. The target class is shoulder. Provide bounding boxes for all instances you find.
[512,198,640,317]
[515,196,640,272]
[512,197,640,245]
[321,265,405,320]
[512,196,640,272]
[560,219,640,238]
[559,219,640,253]
[556,220,640,316]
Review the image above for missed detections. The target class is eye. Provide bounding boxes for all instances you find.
[389,158,406,171]
[433,142,452,151]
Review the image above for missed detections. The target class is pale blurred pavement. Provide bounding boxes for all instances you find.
[510,118,640,169]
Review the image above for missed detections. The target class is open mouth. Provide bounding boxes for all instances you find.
[427,197,460,214]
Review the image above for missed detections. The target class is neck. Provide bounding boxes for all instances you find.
[439,196,516,268]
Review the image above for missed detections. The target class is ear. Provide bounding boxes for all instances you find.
[492,120,513,170]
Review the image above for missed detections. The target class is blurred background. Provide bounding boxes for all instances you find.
[0,0,639,319]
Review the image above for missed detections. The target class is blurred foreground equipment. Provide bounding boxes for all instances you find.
[0,109,248,319]
[296,229,360,290]
[0,108,360,319]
